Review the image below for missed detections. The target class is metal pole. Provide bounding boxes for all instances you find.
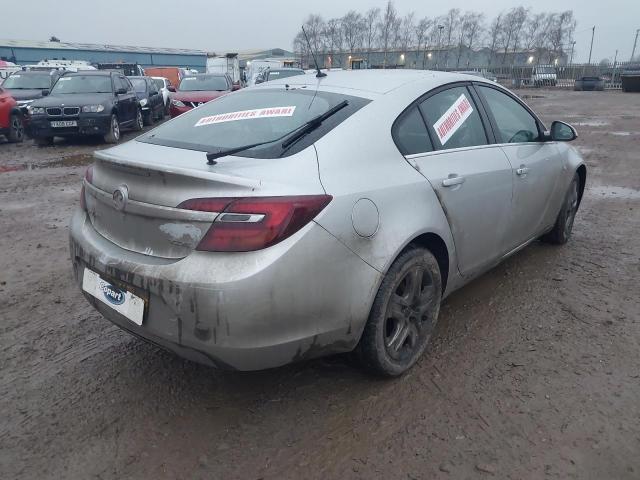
[631,29,639,62]
[612,49,618,89]
[588,26,595,65]
[436,25,444,70]
[569,41,576,65]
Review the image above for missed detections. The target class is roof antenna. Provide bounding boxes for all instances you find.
[301,26,326,78]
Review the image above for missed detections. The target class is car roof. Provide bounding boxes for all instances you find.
[64,70,114,76]
[260,69,493,97]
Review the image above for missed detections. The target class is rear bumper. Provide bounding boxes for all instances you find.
[69,209,380,370]
[29,114,111,137]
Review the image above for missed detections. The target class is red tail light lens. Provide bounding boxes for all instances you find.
[80,165,94,211]
[177,195,332,252]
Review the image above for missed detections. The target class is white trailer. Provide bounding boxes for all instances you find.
[206,53,240,85]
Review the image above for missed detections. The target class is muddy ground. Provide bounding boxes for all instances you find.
[0,90,639,479]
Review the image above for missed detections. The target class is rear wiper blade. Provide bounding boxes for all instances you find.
[205,99,349,165]
[281,100,349,150]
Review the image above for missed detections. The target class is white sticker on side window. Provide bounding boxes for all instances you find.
[194,106,296,127]
[432,94,474,145]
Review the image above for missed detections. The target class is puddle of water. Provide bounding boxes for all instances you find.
[0,153,93,173]
[589,185,640,200]
[574,120,610,127]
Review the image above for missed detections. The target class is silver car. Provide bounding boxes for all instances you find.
[70,70,585,376]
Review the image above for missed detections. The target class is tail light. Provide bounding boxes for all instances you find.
[177,195,332,252]
[80,164,94,211]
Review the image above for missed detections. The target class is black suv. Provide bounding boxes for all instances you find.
[28,71,143,145]
[127,76,165,125]
[1,69,63,113]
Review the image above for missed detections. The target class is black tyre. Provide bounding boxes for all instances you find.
[357,247,442,377]
[34,136,54,146]
[542,173,580,245]
[7,113,25,143]
[104,114,120,144]
[133,108,143,131]
[143,110,154,126]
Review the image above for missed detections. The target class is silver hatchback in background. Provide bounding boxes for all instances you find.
[70,70,585,376]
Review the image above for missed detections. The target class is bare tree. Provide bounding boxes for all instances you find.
[363,7,380,67]
[342,11,364,56]
[509,7,529,64]
[443,8,461,67]
[292,31,309,68]
[400,12,416,53]
[457,12,485,67]
[548,11,576,63]
[323,18,344,66]
[487,13,503,67]
[498,7,527,65]
[415,17,434,68]
[302,14,326,56]
[378,1,399,68]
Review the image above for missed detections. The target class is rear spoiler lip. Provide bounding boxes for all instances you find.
[94,149,262,189]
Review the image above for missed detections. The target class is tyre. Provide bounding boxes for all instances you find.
[143,110,154,126]
[357,247,442,377]
[542,173,580,245]
[7,113,25,143]
[133,108,143,131]
[104,114,120,144]
[34,136,53,146]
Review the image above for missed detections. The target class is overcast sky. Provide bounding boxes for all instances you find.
[4,0,638,62]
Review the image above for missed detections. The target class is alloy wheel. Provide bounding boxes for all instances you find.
[112,116,120,141]
[11,115,24,142]
[564,180,579,237]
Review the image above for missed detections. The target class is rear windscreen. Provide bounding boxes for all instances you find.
[138,88,369,158]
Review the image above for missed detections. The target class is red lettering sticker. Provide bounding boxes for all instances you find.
[432,94,474,145]
[195,106,297,127]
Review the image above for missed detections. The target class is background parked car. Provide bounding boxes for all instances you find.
[151,76,172,114]
[28,70,143,145]
[574,76,605,91]
[168,73,233,117]
[144,67,185,89]
[1,69,63,113]
[531,65,557,87]
[128,76,164,125]
[0,87,24,143]
[255,67,306,84]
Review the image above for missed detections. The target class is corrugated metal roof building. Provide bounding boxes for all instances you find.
[0,39,208,71]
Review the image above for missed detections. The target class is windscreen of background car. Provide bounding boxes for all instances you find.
[152,78,164,90]
[178,76,228,91]
[138,88,370,158]
[2,73,51,90]
[267,70,305,81]
[51,75,112,94]
[129,78,147,93]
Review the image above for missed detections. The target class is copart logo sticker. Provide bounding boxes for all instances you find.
[433,94,473,145]
[194,106,296,127]
[99,280,126,306]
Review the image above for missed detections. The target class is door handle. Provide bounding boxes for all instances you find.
[516,167,530,176]
[442,175,466,187]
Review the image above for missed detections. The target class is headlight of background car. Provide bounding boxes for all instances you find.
[81,105,105,113]
[139,98,148,107]
[28,106,46,115]
[171,99,185,107]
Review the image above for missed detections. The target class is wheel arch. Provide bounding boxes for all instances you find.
[576,164,587,207]
[404,232,450,294]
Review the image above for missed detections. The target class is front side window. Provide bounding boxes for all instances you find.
[179,75,229,91]
[152,78,165,90]
[51,75,112,94]
[138,88,369,158]
[393,106,433,155]
[129,78,147,93]
[478,86,540,143]
[419,86,487,150]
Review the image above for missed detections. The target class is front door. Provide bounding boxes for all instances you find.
[395,84,514,277]
[475,85,564,249]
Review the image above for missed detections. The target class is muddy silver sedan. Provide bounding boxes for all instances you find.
[70,70,585,376]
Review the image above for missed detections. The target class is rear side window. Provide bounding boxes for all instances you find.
[393,107,433,155]
[478,86,540,143]
[139,88,370,158]
[419,86,487,150]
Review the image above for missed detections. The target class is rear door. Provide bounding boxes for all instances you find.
[397,83,514,276]
[474,84,563,250]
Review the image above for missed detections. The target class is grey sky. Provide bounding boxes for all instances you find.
[4,0,638,62]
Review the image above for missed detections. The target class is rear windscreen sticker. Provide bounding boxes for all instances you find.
[195,106,297,127]
[433,94,473,145]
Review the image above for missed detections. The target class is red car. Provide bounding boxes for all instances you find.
[168,73,237,117]
[0,87,25,143]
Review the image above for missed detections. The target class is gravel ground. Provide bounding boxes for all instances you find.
[0,90,639,479]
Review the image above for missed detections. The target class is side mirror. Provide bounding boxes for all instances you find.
[550,121,577,142]
[255,77,264,84]
[167,85,176,92]
[232,83,241,91]
[116,87,127,95]
[149,91,157,96]
[41,89,49,96]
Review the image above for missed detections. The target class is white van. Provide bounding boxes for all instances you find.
[531,65,557,87]
[206,54,240,85]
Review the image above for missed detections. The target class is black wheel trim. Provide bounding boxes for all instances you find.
[384,265,438,362]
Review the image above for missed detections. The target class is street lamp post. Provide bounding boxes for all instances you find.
[436,25,444,70]
[631,29,639,62]
[588,26,595,65]
[569,41,576,66]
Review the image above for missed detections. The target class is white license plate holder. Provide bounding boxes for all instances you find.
[82,268,145,326]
